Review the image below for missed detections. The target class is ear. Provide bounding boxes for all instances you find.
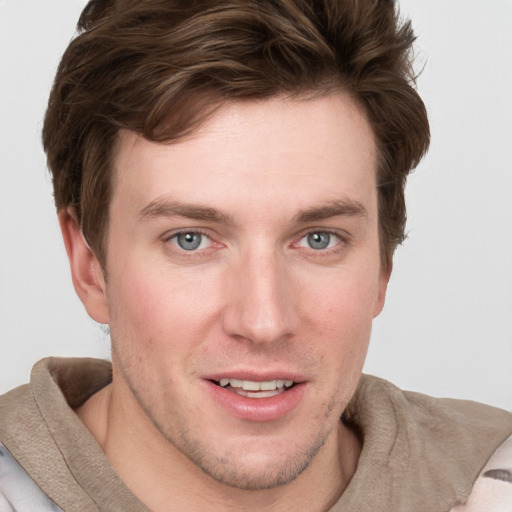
[58,209,109,324]
[373,262,392,318]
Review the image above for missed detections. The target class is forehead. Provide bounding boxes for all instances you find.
[111,93,377,217]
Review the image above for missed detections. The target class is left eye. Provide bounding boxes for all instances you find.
[299,231,339,250]
[170,232,211,251]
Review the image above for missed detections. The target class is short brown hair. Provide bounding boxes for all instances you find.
[43,0,430,271]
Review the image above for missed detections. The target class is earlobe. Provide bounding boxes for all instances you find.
[58,209,109,324]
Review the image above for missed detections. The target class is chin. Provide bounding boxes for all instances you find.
[173,428,333,491]
[198,454,316,491]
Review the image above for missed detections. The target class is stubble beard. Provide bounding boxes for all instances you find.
[111,335,343,492]
[169,420,335,491]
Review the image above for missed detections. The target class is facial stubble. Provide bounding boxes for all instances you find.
[114,344,344,492]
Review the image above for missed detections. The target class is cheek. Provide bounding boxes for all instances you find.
[302,268,378,365]
[307,267,379,325]
[106,264,221,355]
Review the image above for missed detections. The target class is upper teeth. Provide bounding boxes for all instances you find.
[219,379,294,391]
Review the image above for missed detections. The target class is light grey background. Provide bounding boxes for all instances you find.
[1,0,511,409]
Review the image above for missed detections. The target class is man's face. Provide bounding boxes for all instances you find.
[98,93,387,489]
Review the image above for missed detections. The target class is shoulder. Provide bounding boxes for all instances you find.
[354,375,512,448]
[451,435,512,511]
[347,375,512,510]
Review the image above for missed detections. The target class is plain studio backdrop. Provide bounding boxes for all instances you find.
[0,1,511,410]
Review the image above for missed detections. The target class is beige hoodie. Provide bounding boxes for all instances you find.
[0,358,511,512]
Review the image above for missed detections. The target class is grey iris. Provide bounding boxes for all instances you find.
[308,232,331,250]
[177,232,202,250]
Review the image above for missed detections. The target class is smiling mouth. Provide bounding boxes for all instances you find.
[213,378,295,398]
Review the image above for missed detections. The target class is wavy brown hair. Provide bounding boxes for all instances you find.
[43,0,430,271]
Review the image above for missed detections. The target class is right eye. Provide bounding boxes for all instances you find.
[169,231,212,251]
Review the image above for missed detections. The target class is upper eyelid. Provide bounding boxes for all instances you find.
[295,227,352,242]
[163,228,213,241]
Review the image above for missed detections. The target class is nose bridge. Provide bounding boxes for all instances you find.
[223,243,297,345]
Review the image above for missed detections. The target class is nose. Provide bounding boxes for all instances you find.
[222,249,299,346]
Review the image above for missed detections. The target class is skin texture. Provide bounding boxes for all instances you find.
[62,93,389,511]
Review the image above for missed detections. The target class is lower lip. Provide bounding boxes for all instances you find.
[204,381,306,422]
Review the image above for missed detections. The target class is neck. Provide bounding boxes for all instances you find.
[76,380,361,512]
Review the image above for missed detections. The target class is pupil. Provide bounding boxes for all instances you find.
[177,232,201,250]
[308,232,330,250]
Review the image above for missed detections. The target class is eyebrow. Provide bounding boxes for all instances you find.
[138,199,235,225]
[138,198,367,225]
[294,199,368,223]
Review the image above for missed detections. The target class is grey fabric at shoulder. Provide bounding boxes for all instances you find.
[0,443,63,511]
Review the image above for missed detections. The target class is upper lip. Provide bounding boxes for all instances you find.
[204,371,307,383]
